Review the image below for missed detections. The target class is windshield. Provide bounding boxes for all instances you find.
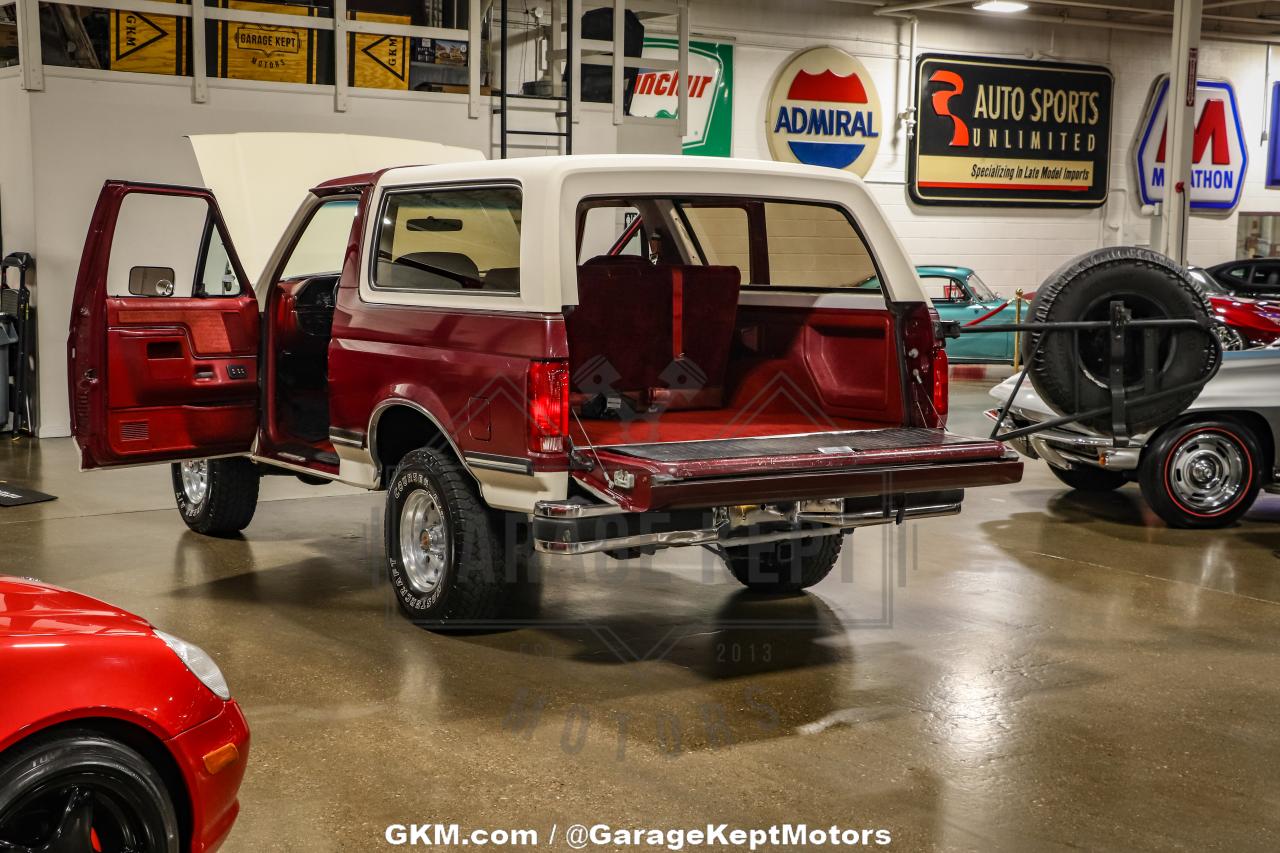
[966,272,997,302]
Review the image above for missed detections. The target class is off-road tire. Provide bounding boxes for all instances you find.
[1049,464,1128,492]
[722,533,843,594]
[171,457,259,536]
[0,731,180,853]
[384,446,507,626]
[1139,420,1262,529]
[1022,247,1218,434]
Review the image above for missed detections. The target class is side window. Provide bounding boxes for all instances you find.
[579,205,642,263]
[762,202,875,288]
[281,198,359,280]
[198,227,240,296]
[107,193,243,298]
[1224,265,1247,280]
[375,186,522,294]
[920,276,967,303]
[681,206,749,282]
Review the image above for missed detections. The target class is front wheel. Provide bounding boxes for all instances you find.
[721,533,843,594]
[171,457,259,536]
[384,447,508,626]
[1139,421,1262,529]
[1049,464,1128,492]
[0,731,180,853]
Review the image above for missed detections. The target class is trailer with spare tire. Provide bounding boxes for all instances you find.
[976,247,1240,528]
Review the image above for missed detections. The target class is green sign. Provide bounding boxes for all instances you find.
[630,37,733,157]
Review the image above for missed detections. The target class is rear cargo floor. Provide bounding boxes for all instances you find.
[571,411,879,447]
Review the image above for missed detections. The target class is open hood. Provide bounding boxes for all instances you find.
[187,133,485,285]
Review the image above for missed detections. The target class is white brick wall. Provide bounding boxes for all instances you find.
[688,0,1280,296]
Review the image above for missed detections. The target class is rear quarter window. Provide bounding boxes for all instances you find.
[374,186,522,294]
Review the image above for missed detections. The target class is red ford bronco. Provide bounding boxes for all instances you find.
[68,152,1022,625]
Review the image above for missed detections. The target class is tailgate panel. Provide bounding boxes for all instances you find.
[573,427,1021,512]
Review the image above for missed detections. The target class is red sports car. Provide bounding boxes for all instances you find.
[0,577,249,853]
[1189,267,1280,349]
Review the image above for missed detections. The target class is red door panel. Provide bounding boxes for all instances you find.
[68,182,259,469]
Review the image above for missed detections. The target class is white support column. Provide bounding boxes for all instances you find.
[334,0,349,113]
[16,0,43,91]
[468,0,481,118]
[192,0,208,103]
[1161,0,1203,265]
[612,0,625,125]
[676,0,688,138]
[570,2,581,123]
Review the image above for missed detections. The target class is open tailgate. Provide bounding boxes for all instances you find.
[572,427,1023,512]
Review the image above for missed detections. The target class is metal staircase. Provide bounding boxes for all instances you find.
[492,0,690,157]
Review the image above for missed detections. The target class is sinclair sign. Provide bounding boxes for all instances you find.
[629,38,733,157]
[1135,75,1248,211]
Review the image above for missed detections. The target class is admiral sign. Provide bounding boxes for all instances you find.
[765,47,882,176]
[1135,75,1248,211]
[910,54,1113,207]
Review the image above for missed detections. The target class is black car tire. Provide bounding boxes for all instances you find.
[1022,247,1218,434]
[1138,420,1262,529]
[384,446,508,626]
[722,533,842,594]
[0,731,180,853]
[1049,464,1128,492]
[171,457,259,536]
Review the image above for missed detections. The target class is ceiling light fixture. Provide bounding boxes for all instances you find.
[973,1,1030,12]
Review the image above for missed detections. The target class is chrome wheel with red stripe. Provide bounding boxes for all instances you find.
[1140,421,1262,529]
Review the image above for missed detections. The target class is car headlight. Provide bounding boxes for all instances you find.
[154,629,231,700]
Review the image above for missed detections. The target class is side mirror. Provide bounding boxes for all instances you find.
[129,266,177,297]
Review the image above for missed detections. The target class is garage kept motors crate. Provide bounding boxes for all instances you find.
[961,302,1223,448]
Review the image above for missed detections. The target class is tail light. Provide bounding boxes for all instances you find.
[932,346,949,424]
[527,360,569,454]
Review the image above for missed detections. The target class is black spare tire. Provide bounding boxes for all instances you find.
[1022,247,1219,434]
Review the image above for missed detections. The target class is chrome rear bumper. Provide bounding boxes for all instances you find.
[533,495,962,556]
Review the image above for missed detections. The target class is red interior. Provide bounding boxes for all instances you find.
[101,296,259,460]
[567,261,906,449]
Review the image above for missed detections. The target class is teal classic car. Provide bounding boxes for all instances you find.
[860,265,1020,363]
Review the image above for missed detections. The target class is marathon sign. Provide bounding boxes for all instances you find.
[1135,76,1248,211]
[909,54,1113,207]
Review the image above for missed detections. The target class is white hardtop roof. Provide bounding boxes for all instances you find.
[375,153,869,190]
[356,154,923,313]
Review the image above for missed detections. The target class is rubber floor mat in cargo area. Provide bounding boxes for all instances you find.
[604,428,993,463]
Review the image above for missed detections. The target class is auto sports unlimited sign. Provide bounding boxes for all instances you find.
[910,54,1113,207]
[1135,75,1248,211]
[629,38,733,157]
[765,46,882,177]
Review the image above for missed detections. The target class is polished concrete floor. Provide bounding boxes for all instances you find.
[2,381,1279,852]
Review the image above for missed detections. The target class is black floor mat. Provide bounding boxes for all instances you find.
[606,428,994,463]
[0,482,56,506]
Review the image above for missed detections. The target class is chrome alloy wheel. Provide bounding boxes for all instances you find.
[399,486,451,595]
[1168,433,1245,514]
[178,460,209,507]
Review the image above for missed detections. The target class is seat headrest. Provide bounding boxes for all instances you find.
[396,251,481,282]
[583,254,651,267]
[484,267,520,291]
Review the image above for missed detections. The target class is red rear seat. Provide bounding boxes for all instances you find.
[567,262,741,412]
[568,264,670,401]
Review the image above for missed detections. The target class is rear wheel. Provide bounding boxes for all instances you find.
[171,457,259,536]
[384,446,508,626]
[721,533,842,594]
[1049,464,1128,492]
[1139,420,1262,529]
[0,731,180,853]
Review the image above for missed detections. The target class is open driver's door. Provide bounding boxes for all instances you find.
[68,181,259,468]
